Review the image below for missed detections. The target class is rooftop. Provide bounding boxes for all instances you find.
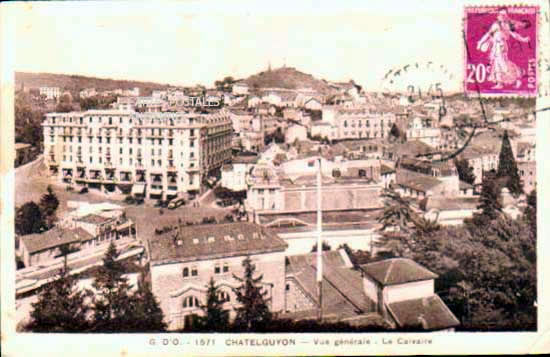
[287,250,374,315]
[387,295,460,330]
[360,258,438,286]
[20,227,94,254]
[396,170,442,192]
[148,222,288,264]
[75,213,112,225]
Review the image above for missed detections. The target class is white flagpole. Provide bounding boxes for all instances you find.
[316,157,323,321]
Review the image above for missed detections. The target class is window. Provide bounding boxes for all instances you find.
[286,283,290,291]
[183,267,189,277]
[182,296,199,308]
[214,265,221,274]
[120,148,123,154]
[191,267,198,276]
[98,137,102,143]
[107,137,111,144]
[138,138,142,144]
[223,264,229,273]
[219,291,230,302]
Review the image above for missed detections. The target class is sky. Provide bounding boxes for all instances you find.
[7,0,542,92]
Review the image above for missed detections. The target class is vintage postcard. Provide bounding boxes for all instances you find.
[1,0,549,355]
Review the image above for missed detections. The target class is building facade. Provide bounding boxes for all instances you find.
[148,222,288,330]
[39,87,61,101]
[42,109,232,199]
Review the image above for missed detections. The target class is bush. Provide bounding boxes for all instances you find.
[124,195,135,204]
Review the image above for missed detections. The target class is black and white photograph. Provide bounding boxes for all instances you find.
[1,0,549,355]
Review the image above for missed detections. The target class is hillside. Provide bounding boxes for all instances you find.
[243,67,333,94]
[15,72,175,96]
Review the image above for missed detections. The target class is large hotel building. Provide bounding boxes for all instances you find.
[43,109,232,199]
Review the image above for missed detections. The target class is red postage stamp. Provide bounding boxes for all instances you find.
[464,6,538,97]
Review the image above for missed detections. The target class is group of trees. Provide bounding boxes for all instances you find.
[15,186,59,235]
[15,92,44,147]
[79,95,118,111]
[26,242,166,332]
[214,76,237,93]
[376,131,536,331]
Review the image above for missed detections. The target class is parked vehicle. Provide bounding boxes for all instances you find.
[168,197,186,209]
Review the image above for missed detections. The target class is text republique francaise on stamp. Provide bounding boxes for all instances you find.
[464,6,538,97]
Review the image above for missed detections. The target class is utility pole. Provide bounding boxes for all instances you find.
[316,157,323,321]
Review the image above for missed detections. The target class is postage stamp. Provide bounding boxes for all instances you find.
[464,6,538,96]
[1,0,550,356]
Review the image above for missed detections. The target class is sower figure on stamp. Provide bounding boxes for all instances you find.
[476,8,530,89]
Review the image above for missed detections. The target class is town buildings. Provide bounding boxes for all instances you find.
[360,258,460,331]
[39,87,61,101]
[18,202,136,267]
[319,106,396,141]
[42,109,232,199]
[148,222,288,330]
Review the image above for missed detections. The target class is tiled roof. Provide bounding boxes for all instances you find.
[360,258,438,286]
[148,222,288,264]
[20,227,94,254]
[76,213,111,225]
[287,251,374,313]
[387,295,460,330]
[421,196,479,211]
[396,171,441,192]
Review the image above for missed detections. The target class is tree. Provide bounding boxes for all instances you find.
[454,158,476,185]
[15,201,44,235]
[40,185,60,228]
[125,275,167,332]
[474,171,503,222]
[232,257,272,331]
[91,242,134,332]
[55,95,75,113]
[215,76,236,92]
[524,189,536,238]
[27,265,89,332]
[389,123,404,141]
[195,277,229,331]
[497,130,523,196]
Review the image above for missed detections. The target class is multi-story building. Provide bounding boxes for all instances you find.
[148,222,288,330]
[320,106,396,141]
[39,87,61,101]
[459,146,499,185]
[406,117,441,149]
[42,109,232,199]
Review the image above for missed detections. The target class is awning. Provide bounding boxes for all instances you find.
[132,184,145,195]
[150,189,163,195]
